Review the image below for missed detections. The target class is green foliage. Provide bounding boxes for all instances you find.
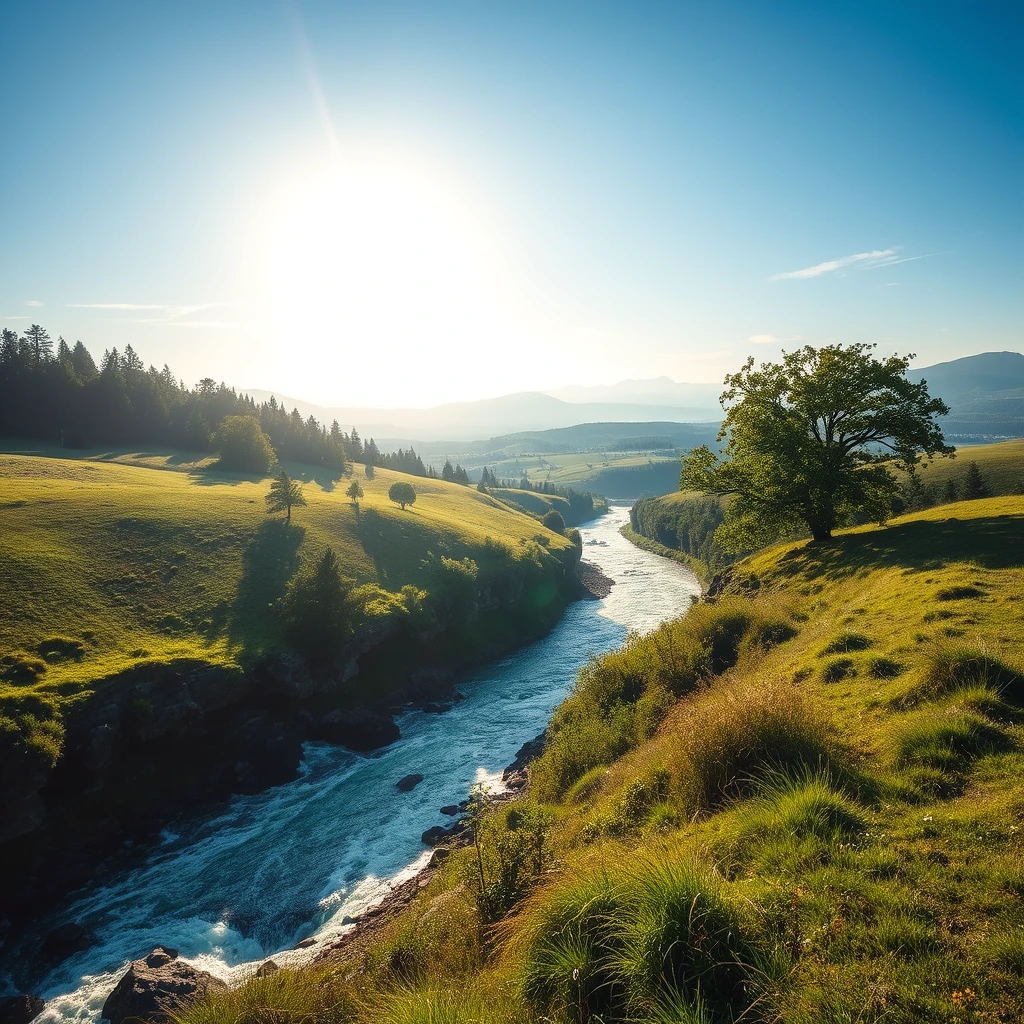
[389,481,417,510]
[681,343,954,546]
[898,645,1022,707]
[215,414,276,474]
[530,599,801,801]
[521,859,750,1023]
[541,508,566,534]
[464,795,553,926]
[629,493,735,571]
[265,470,306,522]
[346,478,364,502]
[818,630,872,655]
[963,460,993,500]
[280,547,352,663]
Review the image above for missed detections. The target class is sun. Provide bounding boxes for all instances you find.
[262,156,518,408]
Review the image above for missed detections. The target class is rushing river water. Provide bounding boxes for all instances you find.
[5,504,701,1022]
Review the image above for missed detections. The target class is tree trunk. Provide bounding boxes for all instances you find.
[809,523,832,542]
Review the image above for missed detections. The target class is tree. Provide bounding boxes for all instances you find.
[962,461,992,500]
[23,324,52,366]
[681,343,954,546]
[216,414,276,473]
[280,547,352,662]
[541,508,566,534]
[942,478,959,504]
[365,462,375,480]
[266,470,306,522]
[388,481,416,510]
[346,478,364,503]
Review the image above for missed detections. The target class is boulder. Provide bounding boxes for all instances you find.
[428,847,451,868]
[255,960,279,977]
[101,947,226,1024]
[439,804,460,816]
[0,995,45,1024]
[396,774,424,792]
[502,731,547,780]
[309,709,400,751]
[421,825,449,846]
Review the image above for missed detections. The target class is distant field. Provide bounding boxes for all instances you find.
[0,447,573,694]
[911,437,1024,493]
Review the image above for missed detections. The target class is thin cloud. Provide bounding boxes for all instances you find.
[132,318,238,329]
[26,299,43,307]
[771,248,946,281]
[70,303,168,310]
[3,315,30,320]
[771,249,897,280]
[748,334,779,344]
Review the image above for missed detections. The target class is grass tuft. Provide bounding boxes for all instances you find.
[897,644,1023,708]
[818,631,872,656]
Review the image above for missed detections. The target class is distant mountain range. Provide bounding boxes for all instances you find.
[243,351,1023,446]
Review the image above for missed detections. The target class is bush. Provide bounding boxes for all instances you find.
[520,859,751,1022]
[530,599,800,802]
[898,645,1022,707]
[894,711,1011,774]
[818,631,872,656]
[541,509,566,535]
[665,678,838,815]
[215,414,276,474]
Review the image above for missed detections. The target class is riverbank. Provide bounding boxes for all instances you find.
[4,505,702,1022]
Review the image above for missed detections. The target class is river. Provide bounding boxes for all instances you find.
[4,503,701,1022]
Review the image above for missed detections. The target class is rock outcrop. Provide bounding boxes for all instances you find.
[101,947,226,1024]
[396,774,424,792]
[0,995,45,1024]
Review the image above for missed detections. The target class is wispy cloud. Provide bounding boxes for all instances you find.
[69,302,226,318]
[3,315,31,321]
[26,299,43,307]
[771,248,946,281]
[132,318,238,329]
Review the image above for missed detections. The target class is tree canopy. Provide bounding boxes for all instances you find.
[281,547,352,662]
[266,470,306,522]
[388,481,416,510]
[216,415,276,474]
[681,343,954,546]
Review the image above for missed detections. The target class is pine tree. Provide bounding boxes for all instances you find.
[942,478,959,504]
[23,324,52,366]
[962,461,992,500]
[265,470,306,522]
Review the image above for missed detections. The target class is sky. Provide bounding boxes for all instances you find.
[1,0,1021,408]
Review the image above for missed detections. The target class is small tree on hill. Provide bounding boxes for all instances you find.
[365,462,375,480]
[217,415,276,474]
[266,470,306,522]
[942,478,959,504]
[281,546,352,662]
[962,461,992,500]
[346,478,363,505]
[389,481,416,510]
[541,508,566,535]
[681,343,953,546]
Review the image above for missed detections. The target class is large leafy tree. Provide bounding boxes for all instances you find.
[216,414,276,474]
[266,470,307,522]
[388,481,416,510]
[681,343,954,547]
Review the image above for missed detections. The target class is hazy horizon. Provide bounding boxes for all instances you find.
[2,1,1021,407]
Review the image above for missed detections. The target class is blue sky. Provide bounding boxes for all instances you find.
[1,0,1020,406]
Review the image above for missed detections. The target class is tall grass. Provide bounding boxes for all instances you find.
[894,644,1023,708]
[531,599,800,801]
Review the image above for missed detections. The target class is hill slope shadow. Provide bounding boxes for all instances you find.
[774,513,1024,583]
[228,519,306,653]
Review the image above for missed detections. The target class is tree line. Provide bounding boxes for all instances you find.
[0,327,432,477]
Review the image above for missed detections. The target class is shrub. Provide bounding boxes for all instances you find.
[894,711,1011,774]
[821,657,857,683]
[665,679,838,815]
[0,652,47,683]
[818,631,872,656]
[542,509,566,534]
[899,645,1022,707]
[36,636,86,663]
[867,655,904,679]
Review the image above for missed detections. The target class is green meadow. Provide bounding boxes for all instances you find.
[0,447,575,745]
[184,495,1024,1022]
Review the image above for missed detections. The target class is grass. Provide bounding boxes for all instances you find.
[177,495,1024,1023]
[0,447,577,770]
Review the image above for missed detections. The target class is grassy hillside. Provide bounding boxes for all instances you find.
[909,437,1024,494]
[187,496,1024,1022]
[0,446,574,711]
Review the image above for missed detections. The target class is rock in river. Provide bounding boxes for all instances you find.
[396,773,424,792]
[0,995,45,1024]
[101,947,227,1024]
[308,708,400,751]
